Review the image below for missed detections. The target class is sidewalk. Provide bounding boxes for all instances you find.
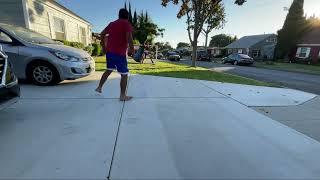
[1,72,320,179]
[254,96,320,142]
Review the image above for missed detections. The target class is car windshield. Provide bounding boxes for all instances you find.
[239,54,251,59]
[0,24,58,44]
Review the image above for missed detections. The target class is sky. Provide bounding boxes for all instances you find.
[57,0,320,48]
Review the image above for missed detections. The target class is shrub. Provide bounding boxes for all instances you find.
[133,39,140,46]
[69,42,85,49]
[62,40,71,46]
[92,43,102,56]
[84,45,94,55]
[100,49,105,56]
[56,40,85,49]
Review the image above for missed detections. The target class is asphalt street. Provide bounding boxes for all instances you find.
[176,58,320,95]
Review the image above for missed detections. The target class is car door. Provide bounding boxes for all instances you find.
[0,30,25,78]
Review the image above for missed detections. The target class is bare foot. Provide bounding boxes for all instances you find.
[95,88,102,93]
[120,96,133,101]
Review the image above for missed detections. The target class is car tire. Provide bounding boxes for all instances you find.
[27,61,61,86]
[233,61,238,65]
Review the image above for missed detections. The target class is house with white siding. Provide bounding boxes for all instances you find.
[0,0,92,46]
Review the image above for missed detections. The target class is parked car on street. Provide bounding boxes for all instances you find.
[0,46,20,110]
[196,50,211,61]
[167,51,181,61]
[0,23,95,86]
[222,53,254,65]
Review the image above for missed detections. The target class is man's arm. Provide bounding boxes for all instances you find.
[100,26,109,53]
[127,32,134,56]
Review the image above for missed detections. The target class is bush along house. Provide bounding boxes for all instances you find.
[225,34,277,60]
[292,27,320,64]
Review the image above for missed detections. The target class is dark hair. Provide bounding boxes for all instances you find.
[119,8,129,19]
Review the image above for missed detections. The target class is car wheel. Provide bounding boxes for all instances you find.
[27,62,61,86]
[233,61,238,65]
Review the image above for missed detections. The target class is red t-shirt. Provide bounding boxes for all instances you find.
[104,19,133,56]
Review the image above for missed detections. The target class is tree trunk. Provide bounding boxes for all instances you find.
[192,40,197,67]
[205,32,209,50]
[191,1,199,67]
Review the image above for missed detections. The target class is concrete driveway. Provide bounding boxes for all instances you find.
[1,72,320,179]
[177,58,320,95]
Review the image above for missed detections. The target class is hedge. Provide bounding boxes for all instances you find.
[92,43,102,56]
[55,40,106,56]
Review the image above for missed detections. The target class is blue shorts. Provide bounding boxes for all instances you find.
[106,52,129,74]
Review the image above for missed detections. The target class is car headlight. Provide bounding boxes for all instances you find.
[50,51,80,62]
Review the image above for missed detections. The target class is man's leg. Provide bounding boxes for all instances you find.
[150,56,155,64]
[120,74,132,101]
[95,70,113,93]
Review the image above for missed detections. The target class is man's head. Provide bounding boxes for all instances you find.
[119,8,129,20]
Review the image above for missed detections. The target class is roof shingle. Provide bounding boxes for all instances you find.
[225,34,275,49]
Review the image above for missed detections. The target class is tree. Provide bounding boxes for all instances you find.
[134,11,165,44]
[133,10,138,28]
[128,2,133,24]
[201,3,226,49]
[161,0,246,67]
[155,42,173,54]
[276,0,306,58]
[124,3,164,45]
[209,34,237,47]
[145,11,149,23]
[177,42,190,49]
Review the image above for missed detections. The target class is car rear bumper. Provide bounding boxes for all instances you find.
[0,81,20,110]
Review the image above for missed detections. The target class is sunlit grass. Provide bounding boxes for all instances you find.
[94,56,277,87]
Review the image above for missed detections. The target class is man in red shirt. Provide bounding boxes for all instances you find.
[95,9,134,101]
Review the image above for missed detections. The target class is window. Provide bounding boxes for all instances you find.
[266,37,277,43]
[80,27,87,45]
[228,49,232,54]
[54,17,66,41]
[296,47,311,58]
[272,38,277,43]
[239,54,251,59]
[238,49,243,54]
[0,32,12,43]
[252,50,261,57]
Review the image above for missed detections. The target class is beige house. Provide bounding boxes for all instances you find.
[0,0,92,46]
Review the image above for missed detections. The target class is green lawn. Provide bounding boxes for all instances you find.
[94,56,276,87]
[255,61,320,75]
